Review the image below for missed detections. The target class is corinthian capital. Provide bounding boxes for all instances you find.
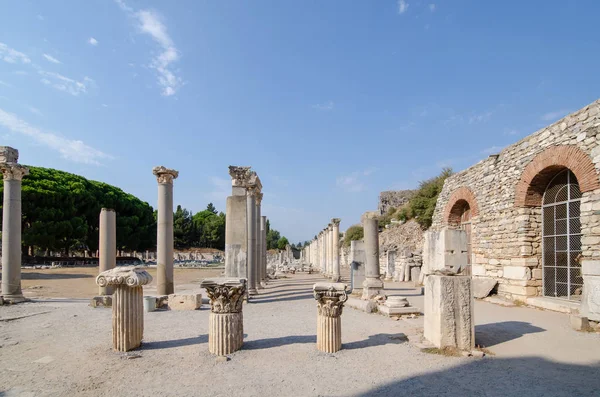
[228,166,251,187]
[331,218,341,226]
[255,192,263,205]
[313,282,348,317]
[153,166,179,184]
[201,278,247,314]
[0,163,29,181]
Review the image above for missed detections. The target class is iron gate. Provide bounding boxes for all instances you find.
[542,169,583,300]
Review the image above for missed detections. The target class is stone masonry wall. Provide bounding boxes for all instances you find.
[431,99,600,301]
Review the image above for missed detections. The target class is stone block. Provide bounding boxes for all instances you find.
[497,284,537,297]
[379,305,421,317]
[424,275,474,351]
[350,260,365,290]
[423,229,468,275]
[471,265,487,276]
[90,295,112,308]
[570,315,590,331]
[531,268,542,279]
[503,266,531,280]
[581,260,600,321]
[155,295,169,308]
[346,296,377,313]
[411,267,421,285]
[472,277,497,299]
[0,146,19,163]
[168,294,202,310]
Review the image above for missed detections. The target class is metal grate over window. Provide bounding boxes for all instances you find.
[542,169,583,300]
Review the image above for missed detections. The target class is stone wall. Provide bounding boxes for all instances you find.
[378,190,414,215]
[431,99,600,303]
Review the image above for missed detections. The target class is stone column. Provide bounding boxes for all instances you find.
[313,282,348,353]
[331,218,341,282]
[362,215,384,300]
[385,250,396,281]
[246,186,257,295]
[321,230,327,274]
[96,267,152,352]
[153,166,179,296]
[0,147,28,303]
[260,216,267,286]
[98,208,117,296]
[201,278,246,356]
[254,193,263,289]
[225,166,251,278]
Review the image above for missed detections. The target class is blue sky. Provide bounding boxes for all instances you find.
[0,1,598,244]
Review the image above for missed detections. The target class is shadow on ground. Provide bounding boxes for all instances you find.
[343,333,409,350]
[142,335,208,350]
[250,293,314,304]
[243,335,316,350]
[14,273,94,280]
[475,321,546,347]
[357,357,600,397]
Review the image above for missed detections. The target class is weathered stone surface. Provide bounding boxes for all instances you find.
[314,283,348,353]
[570,315,590,332]
[581,259,600,321]
[153,166,178,296]
[90,295,112,308]
[167,294,202,310]
[422,229,468,275]
[472,277,497,299]
[379,305,420,317]
[424,275,474,351]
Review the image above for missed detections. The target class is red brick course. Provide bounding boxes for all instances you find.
[444,186,479,225]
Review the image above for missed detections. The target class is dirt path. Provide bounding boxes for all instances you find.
[0,273,599,397]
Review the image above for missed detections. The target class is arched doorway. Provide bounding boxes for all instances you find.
[447,199,473,274]
[542,169,583,300]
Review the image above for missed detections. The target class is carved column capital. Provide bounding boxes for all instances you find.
[153,166,179,184]
[228,166,251,187]
[96,266,153,287]
[0,163,29,181]
[201,278,247,314]
[313,283,348,317]
[331,218,341,227]
[328,224,333,231]
[255,192,263,205]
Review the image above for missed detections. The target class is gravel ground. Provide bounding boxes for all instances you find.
[1,273,599,397]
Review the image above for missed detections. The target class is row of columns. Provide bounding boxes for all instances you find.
[224,166,268,297]
[303,218,341,282]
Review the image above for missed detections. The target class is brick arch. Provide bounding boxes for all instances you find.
[515,145,600,207]
[444,187,479,225]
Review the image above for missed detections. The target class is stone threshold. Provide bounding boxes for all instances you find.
[525,296,580,314]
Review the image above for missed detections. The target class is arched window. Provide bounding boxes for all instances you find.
[542,169,583,300]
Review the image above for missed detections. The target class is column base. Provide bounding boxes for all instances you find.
[1,294,28,304]
[317,314,342,353]
[248,288,258,296]
[331,275,341,282]
[209,312,244,356]
[361,278,384,300]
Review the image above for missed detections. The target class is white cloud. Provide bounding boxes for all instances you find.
[28,106,43,116]
[336,168,377,193]
[38,71,94,96]
[429,4,436,12]
[0,108,112,165]
[313,100,334,111]
[42,54,61,64]
[14,70,28,75]
[0,80,12,87]
[0,42,31,64]
[468,111,493,124]
[37,15,45,21]
[398,0,409,14]
[88,37,99,46]
[541,109,572,122]
[504,129,518,135]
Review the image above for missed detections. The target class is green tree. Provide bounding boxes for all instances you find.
[343,225,364,247]
[192,204,226,249]
[173,205,195,248]
[277,236,289,250]
[406,168,453,228]
[266,228,281,250]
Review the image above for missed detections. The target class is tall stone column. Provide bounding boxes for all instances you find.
[225,166,251,278]
[98,208,116,296]
[362,215,384,300]
[328,224,334,277]
[261,216,267,286]
[255,193,263,290]
[153,166,179,296]
[201,278,246,356]
[314,282,348,353]
[246,186,257,295]
[96,267,152,352]
[0,148,28,303]
[321,230,327,274]
[331,218,341,282]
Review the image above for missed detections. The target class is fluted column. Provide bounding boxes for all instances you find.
[331,218,341,282]
[96,267,152,352]
[201,278,246,356]
[314,282,348,353]
[153,166,179,295]
[0,147,28,303]
[98,208,116,296]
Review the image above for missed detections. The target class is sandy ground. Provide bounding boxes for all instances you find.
[1,272,599,397]
[16,267,224,299]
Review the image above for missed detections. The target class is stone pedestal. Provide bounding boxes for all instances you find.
[362,216,383,300]
[314,282,348,353]
[423,228,468,275]
[385,250,396,281]
[0,150,28,303]
[581,260,600,322]
[424,275,474,351]
[98,208,116,296]
[201,278,246,356]
[153,166,179,296]
[379,296,420,317]
[96,267,152,352]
